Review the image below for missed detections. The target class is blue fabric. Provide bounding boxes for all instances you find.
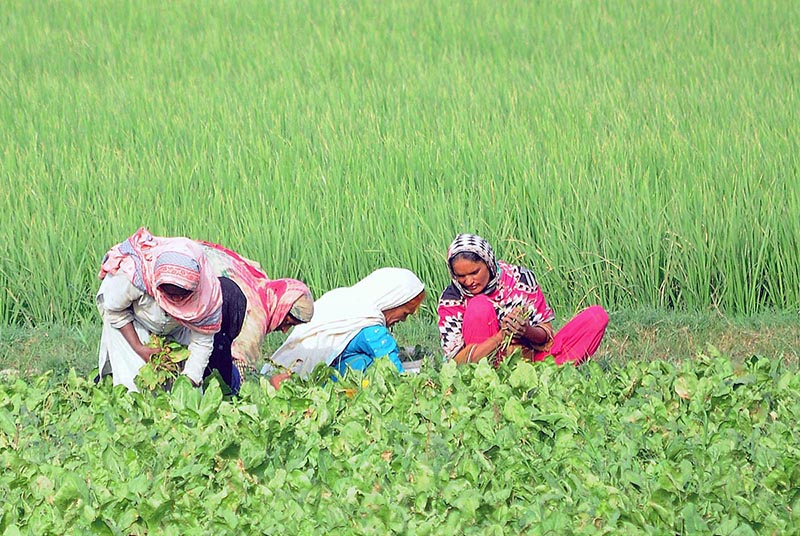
[230,364,241,395]
[332,325,404,376]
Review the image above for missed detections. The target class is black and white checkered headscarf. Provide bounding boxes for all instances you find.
[446,233,501,297]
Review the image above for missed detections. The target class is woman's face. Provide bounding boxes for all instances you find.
[276,313,303,334]
[451,257,491,294]
[383,291,426,327]
[158,283,193,304]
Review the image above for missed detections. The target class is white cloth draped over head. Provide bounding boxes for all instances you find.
[265,267,425,377]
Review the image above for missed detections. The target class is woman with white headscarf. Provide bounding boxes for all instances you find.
[263,267,426,388]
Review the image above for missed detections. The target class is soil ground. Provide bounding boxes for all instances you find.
[1,309,798,380]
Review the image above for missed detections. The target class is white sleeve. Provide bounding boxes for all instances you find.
[181,331,214,385]
[97,274,144,328]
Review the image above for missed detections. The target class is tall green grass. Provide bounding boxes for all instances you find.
[1,0,798,325]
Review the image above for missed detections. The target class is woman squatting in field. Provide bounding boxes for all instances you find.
[95,227,313,394]
[437,233,609,367]
[263,267,425,389]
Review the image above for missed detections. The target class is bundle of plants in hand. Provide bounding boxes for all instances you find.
[135,335,190,392]
[492,306,532,367]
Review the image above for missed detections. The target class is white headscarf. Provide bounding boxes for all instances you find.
[265,267,425,377]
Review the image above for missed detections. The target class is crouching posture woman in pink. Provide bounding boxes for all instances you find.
[437,233,608,366]
[95,227,313,394]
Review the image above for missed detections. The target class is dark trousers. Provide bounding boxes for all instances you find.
[204,277,246,388]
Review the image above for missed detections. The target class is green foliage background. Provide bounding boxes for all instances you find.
[2,354,799,533]
[2,4,799,533]
[1,0,798,325]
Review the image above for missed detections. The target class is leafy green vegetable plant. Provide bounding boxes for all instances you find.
[134,335,190,392]
[2,346,799,533]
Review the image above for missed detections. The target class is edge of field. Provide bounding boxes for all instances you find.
[1,308,798,380]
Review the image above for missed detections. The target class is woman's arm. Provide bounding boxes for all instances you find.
[503,309,553,348]
[452,331,505,364]
[98,274,160,362]
[182,331,215,386]
[269,371,292,390]
[118,322,160,362]
[520,324,552,346]
[341,326,404,372]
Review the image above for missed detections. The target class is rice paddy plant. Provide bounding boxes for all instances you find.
[1,0,798,326]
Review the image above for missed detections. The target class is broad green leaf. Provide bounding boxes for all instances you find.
[674,376,691,400]
[89,519,114,536]
[199,380,224,424]
[440,359,458,391]
[680,502,710,534]
[171,375,201,415]
[728,524,757,536]
[474,411,496,440]
[53,473,88,508]
[0,408,16,438]
[508,360,538,389]
[502,397,528,428]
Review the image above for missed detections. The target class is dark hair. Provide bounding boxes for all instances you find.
[448,251,484,270]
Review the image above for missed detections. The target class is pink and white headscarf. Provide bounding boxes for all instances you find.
[98,227,222,334]
[199,241,314,369]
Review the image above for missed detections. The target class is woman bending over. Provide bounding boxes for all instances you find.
[96,227,313,393]
[264,267,425,388]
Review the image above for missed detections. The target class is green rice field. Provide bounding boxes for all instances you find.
[2,0,798,327]
[2,2,800,533]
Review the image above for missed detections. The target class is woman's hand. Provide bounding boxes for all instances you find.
[136,345,161,363]
[501,308,528,340]
[119,322,161,363]
[270,371,292,390]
